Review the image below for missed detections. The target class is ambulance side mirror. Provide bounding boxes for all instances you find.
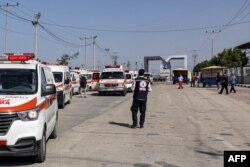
[43,84,56,96]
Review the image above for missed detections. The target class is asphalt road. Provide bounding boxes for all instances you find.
[0,91,132,166]
[0,83,250,167]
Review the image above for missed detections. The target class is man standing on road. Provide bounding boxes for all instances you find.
[130,69,152,128]
[229,73,237,93]
[178,74,183,89]
[79,76,87,98]
[219,73,229,94]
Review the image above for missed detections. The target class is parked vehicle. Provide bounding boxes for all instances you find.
[70,70,80,94]
[0,53,58,163]
[44,63,71,109]
[125,72,133,92]
[98,65,127,96]
[172,68,191,84]
[200,66,225,87]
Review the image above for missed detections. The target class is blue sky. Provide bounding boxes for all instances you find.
[0,0,250,73]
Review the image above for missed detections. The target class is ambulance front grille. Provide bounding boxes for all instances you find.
[104,84,118,88]
[0,113,19,136]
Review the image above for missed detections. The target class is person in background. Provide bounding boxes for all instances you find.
[130,69,152,129]
[178,74,183,89]
[219,73,228,94]
[190,73,196,87]
[229,73,237,93]
[216,72,221,90]
[79,76,87,97]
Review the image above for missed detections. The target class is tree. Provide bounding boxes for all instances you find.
[56,52,79,65]
[193,47,249,72]
[193,60,211,72]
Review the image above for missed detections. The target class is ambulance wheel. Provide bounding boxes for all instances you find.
[122,90,126,96]
[33,129,46,163]
[68,95,71,104]
[50,112,58,139]
[59,97,65,109]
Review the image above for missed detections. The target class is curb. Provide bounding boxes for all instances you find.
[236,84,250,88]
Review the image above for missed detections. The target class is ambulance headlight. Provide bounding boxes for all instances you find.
[17,108,40,121]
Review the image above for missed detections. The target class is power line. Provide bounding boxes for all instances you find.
[38,23,83,48]
[221,0,249,31]
[41,20,250,33]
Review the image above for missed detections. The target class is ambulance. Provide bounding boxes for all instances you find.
[98,65,127,96]
[44,63,71,109]
[70,68,81,94]
[89,71,100,91]
[125,70,133,92]
[80,70,100,91]
[0,53,58,163]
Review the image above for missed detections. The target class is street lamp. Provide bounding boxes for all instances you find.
[105,48,110,65]
[206,30,221,59]
[80,37,92,68]
[93,35,97,70]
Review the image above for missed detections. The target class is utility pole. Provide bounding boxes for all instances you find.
[32,12,41,59]
[191,50,199,71]
[80,37,91,68]
[206,30,221,59]
[92,35,97,70]
[105,48,110,65]
[111,52,119,65]
[0,2,19,53]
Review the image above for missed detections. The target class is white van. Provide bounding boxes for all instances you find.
[125,72,133,92]
[45,64,71,109]
[0,53,58,163]
[70,70,80,94]
[98,65,127,96]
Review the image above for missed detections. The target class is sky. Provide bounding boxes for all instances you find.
[0,0,250,74]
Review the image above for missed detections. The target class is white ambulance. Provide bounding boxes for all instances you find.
[44,63,71,109]
[70,68,80,95]
[98,65,127,96]
[88,71,100,91]
[125,70,133,92]
[0,53,58,163]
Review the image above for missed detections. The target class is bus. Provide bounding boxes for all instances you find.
[172,68,190,84]
[200,66,225,87]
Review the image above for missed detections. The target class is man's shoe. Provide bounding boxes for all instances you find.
[131,125,137,128]
[140,125,144,128]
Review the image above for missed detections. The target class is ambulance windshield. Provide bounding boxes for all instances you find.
[101,72,124,79]
[0,69,38,95]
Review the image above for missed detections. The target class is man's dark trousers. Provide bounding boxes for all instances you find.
[131,99,146,127]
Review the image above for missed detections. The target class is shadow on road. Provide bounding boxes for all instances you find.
[0,157,34,166]
[109,121,131,128]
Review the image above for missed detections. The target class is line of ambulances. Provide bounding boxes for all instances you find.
[0,53,137,163]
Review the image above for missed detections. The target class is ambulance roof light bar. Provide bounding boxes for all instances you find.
[105,65,121,68]
[0,53,35,61]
